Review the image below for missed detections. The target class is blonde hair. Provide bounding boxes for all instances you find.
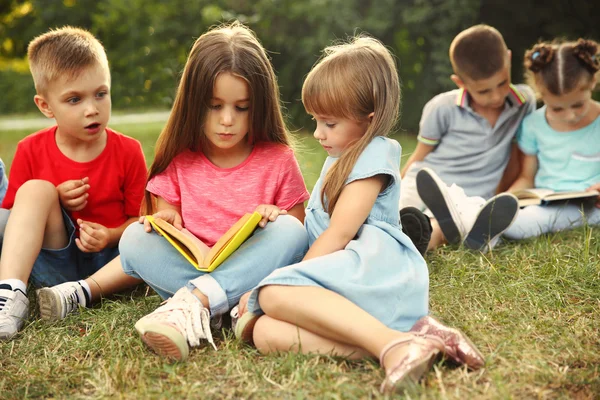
[144,21,292,213]
[27,26,109,94]
[524,38,600,97]
[449,24,508,81]
[302,36,400,215]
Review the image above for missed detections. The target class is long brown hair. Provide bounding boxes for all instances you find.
[302,36,401,215]
[143,21,291,213]
[524,38,600,97]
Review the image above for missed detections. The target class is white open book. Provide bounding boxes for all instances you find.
[513,188,599,207]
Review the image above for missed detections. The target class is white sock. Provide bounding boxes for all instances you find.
[0,279,27,294]
[77,280,92,305]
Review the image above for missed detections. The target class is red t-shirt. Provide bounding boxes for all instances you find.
[147,142,310,246]
[2,126,147,228]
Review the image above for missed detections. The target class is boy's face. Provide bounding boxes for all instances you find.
[452,57,511,112]
[34,63,111,144]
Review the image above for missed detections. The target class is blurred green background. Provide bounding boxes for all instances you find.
[1,0,599,132]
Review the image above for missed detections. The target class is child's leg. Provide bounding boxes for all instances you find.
[503,203,600,240]
[0,180,68,283]
[254,285,444,391]
[253,314,370,359]
[427,220,447,251]
[83,256,142,302]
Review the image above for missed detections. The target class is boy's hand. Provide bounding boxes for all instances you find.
[76,219,110,252]
[57,177,90,211]
[255,204,287,228]
[139,209,183,232]
[586,183,600,208]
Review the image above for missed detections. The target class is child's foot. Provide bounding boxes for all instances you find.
[416,168,468,244]
[0,285,29,340]
[134,287,216,362]
[231,305,259,343]
[463,193,518,251]
[400,206,432,255]
[411,315,485,370]
[37,281,90,321]
[379,334,444,393]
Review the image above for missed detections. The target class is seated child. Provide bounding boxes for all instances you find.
[400,24,536,252]
[0,27,147,340]
[504,39,600,239]
[234,35,484,394]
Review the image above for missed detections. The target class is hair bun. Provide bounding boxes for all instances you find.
[525,44,554,72]
[573,38,600,73]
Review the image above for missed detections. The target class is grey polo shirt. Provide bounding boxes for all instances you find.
[406,84,536,199]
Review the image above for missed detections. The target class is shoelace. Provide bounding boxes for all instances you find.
[55,285,82,314]
[152,293,217,350]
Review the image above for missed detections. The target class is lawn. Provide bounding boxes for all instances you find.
[0,122,599,399]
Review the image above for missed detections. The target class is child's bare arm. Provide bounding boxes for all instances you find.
[401,142,435,178]
[507,154,538,193]
[302,174,387,261]
[496,143,523,193]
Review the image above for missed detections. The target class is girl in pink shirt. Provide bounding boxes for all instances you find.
[123,22,310,360]
[35,22,310,359]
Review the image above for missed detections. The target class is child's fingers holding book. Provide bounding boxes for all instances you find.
[151,209,184,230]
[586,183,600,208]
[255,204,287,227]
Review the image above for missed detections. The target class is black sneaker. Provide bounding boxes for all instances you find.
[400,206,432,255]
[463,193,519,251]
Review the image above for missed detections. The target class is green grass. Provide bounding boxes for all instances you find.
[1,123,599,399]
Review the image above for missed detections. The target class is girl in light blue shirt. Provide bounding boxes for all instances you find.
[506,38,600,239]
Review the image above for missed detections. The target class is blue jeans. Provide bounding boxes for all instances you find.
[0,208,119,287]
[119,215,309,316]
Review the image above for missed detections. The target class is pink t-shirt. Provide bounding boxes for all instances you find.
[147,142,309,246]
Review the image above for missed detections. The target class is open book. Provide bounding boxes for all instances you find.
[145,211,262,272]
[514,188,600,207]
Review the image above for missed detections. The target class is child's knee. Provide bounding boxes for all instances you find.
[257,285,288,315]
[253,316,286,354]
[118,223,150,267]
[15,180,58,203]
[268,215,309,250]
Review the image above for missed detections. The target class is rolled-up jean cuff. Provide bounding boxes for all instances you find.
[187,274,229,316]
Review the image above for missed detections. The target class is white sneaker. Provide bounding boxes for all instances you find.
[37,281,88,321]
[463,193,519,251]
[134,287,216,362]
[416,168,485,244]
[0,288,29,340]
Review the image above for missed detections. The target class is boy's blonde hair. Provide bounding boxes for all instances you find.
[450,24,508,81]
[302,36,400,215]
[27,26,109,94]
[524,39,600,97]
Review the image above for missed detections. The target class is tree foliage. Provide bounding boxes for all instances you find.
[1,0,598,130]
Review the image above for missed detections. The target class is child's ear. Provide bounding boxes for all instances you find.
[368,112,374,122]
[450,74,464,89]
[34,94,54,119]
[507,49,512,61]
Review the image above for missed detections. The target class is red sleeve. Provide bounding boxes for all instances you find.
[1,141,33,209]
[274,148,310,211]
[122,140,148,217]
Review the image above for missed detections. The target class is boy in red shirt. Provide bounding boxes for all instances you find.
[0,26,147,340]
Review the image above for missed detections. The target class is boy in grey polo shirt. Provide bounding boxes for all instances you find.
[400,24,536,251]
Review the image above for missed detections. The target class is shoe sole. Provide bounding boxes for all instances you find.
[400,206,432,255]
[234,312,259,344]
[134,320,189,362]
[37,288,64,321]
[463,194,518,251]
[416,169,463,244]
[381,349,441,394]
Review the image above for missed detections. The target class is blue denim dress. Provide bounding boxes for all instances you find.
[248,137,429,331]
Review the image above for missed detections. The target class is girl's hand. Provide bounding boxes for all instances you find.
[586,183,600,208]
[76,219,110,252]
[255,204,287,228]
[57,177,90,211]
[237,291,252,317]
[139,209,184,232]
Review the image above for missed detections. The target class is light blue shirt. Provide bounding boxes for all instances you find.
[518,105,600,191]
[407,84,535,199]
[0,158,7,205]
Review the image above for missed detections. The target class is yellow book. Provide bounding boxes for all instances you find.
[514,188,599,208]
[145,211,262,272]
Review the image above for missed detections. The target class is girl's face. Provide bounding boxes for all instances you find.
[204,72,251,155]
[311,114,369,157]
[542,83,595,128]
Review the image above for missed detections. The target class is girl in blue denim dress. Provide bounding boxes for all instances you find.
[235,36,484,394]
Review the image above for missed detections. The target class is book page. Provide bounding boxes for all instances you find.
[514,188,555,200]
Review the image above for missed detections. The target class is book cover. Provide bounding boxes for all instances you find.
[146,211,262,272]
[514,188,599,207]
